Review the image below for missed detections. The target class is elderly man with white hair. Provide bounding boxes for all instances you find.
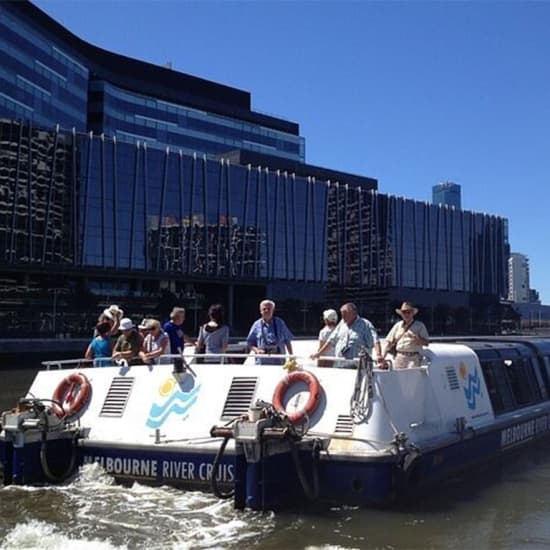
[312,302,383,368]
[247,299,293,365]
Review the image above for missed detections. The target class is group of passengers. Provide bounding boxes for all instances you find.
[85,304,229,367]
[247,298,429,369]
[85,298,429,369]
[311,301,429,369]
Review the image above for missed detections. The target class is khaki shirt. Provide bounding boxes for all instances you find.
[386,320,429,354]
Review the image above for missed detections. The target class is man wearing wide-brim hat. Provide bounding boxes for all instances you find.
[382,301,429,369]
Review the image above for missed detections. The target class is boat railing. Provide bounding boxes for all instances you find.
[41,352,363,370]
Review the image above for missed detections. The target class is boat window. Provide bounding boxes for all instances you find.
[503,358,542,407]
[540,356,550,395]
[480,360,515,414]
[528,355,549,400]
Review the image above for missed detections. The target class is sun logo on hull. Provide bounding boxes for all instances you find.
[145,377,201,428]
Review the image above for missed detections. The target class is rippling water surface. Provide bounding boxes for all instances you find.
[2,367,550,549]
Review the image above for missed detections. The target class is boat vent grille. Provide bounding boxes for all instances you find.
[335,414,354,434]
[446,367,460,391]
[221,377,258,420]
[100,377,135,417]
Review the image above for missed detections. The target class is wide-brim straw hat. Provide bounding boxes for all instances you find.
[395,301,418,317]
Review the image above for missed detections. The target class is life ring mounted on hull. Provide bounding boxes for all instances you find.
[51,372,92,418]
[272,370,322,424]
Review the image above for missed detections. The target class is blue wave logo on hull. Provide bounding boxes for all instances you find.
[463,368,481,410]
[146,384,201,428]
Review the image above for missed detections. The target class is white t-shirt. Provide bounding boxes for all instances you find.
[319,325,336,357]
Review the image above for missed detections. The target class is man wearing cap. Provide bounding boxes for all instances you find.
[316,309,339,367]
[312,303,383,368]
[383,301,429,369]
[112,317,143,364]
[139,319,170,365]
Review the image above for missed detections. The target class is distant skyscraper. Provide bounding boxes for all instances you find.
[432,182,461,209]
[508,253,531,303]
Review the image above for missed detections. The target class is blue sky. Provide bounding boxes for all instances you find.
[35,0,550,303]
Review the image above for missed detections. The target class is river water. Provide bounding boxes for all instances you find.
[1,366,550,549]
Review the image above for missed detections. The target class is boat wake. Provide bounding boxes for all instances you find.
[0,464,274,549]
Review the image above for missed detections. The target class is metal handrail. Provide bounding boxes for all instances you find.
[41,352,362,370]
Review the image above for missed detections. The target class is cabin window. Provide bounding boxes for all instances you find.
[541,356,550,396]
[480,360,515,414]
[503,358,542,407]
[529,356,549,400]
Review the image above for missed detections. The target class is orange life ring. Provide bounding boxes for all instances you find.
[52,372,92,418]
[272,370,322,423]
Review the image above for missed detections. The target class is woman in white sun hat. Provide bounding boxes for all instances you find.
[95,304,124,337]
[316,308,339,367]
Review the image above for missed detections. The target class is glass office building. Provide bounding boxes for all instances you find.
[0,1,510,337]
[89,80,305,161]
[0,120,326,281]
[0,3,88,130]
[432,181,461,209]
[0,0,305,163]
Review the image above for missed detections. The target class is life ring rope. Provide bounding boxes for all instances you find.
[52,372,91,418]
[272,370,322,424]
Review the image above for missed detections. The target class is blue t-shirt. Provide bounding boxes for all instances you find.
[89,336,111,367]
[163,320,186,354]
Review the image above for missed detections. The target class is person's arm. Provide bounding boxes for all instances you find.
[381,324,396,359]
[311,339,330,359]
[365,320,384,365]
[222,326,229,352]
[374,341,384,364]
[108,317,120,336]
[195,326,204,348]
[85,342,93,360]
[112,336,123,359]
[312,326,338,359]
[148,337,169,361]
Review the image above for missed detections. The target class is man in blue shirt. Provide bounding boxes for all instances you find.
[163,307,193,354]
[247,300,293,365]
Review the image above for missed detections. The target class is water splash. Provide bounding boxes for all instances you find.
[0,464,274,549]
[0,520,126,550]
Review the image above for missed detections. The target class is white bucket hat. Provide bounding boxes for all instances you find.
[323,309,338,322]
[119,317,134,331]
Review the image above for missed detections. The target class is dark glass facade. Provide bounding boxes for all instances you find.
[432,182,461,209]
[75,131,325,281]
[0,120,76,266]
[0,4,88,130]
[328,186,506,295]
[89,80,305,161]
[0,119,509,336]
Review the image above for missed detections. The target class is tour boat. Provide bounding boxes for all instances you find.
[2,337,550,511]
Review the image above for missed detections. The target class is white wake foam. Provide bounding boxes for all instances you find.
[0,519,126,550]
[0,463,275,549]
